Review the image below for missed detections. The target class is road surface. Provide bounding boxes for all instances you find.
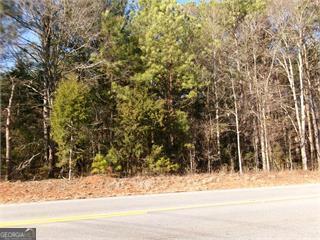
[1,184,320,239]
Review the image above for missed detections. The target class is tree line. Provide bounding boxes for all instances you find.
[1,0,320,180]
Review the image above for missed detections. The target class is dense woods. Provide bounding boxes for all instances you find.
[1,0,320,180]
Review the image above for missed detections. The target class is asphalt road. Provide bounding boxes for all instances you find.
[1,184,320,240]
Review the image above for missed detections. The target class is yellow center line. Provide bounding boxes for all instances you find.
[148,194,320,213]
[1,194,319,227]
[0,210,148,228]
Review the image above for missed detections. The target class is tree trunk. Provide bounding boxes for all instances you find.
[231,78,243,175]
[298,51,308,170]
[253,119,259,171]
[68,135,73,180]
[279,50,307,170]
[310,99,320,169]
[189,144,195,173]
[168,69,174,146]
[288,133,293,170]
[213,52,221,166]
[306,78,320,169]
[214,80,221,165]
[304,45,320,169]
[43,89,55,178]
[68,147,72,181]
[306,101,315,169]
[263,109,270,171]
[5,80,16,181]
[207,115,212,173]
[41,9,56,178]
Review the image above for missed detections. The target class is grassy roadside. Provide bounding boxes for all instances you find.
[1,170,320,204]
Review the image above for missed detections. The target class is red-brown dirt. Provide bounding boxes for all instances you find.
[1,170,320,204]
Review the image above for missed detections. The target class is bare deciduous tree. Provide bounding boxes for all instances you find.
[3,0,105,177]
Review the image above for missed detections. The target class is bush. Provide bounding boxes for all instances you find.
[147,145,179,174]
[91,154,108,174]
[106,147,123,172]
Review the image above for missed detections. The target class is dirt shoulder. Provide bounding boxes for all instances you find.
[1,170,320,204]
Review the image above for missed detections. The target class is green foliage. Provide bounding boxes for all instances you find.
[110,84,165,175]
[4,0,319,180]
[212,0,267,30]
[106,0,202,175]
[130,0,201,165]
[51,76,90,169]
[132,0,200,101]
[91,154,108,174]
[146,145,179,174]
[105,147,123,172]
[94,4,141,84]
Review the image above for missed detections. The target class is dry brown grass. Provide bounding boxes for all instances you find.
[1,170,320,204]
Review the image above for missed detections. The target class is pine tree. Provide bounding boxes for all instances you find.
[51,76,90,180]
[108,84,166,175]
[131,0,201,169]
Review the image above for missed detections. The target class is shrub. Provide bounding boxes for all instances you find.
[147,145,179,174]
[91,154,108,174]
